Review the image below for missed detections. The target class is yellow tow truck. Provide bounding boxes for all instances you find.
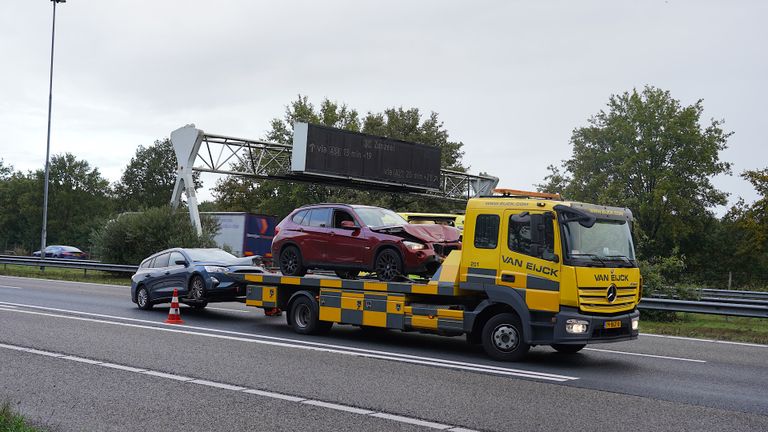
[231,189,641,361]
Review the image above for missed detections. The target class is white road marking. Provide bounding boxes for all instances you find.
[0,275,126,289]
[0,301,578,382]
[190,379,246,391]
[0,342,479,432]
[142,370,194,381]
[102,363,146,373]
[243,389,305,402]
[205,306,250,313]
[370,412,451,429]
[302,400,375,415]
[0,285,22,290]
[641,332,768,348]
[584,347,706,363]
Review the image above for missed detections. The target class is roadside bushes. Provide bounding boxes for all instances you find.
[639,253,700,322]
[91,206,219,265]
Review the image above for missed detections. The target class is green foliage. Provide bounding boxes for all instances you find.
[91,206,218,265]
[0,154,112,253]
[113,139,201,211]
[638,253,692,321]
[539,86,732,263]
[720,168,768,287]
[0,401,44,432]
[213,96,467,218]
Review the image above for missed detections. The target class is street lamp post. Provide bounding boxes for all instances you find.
[40,0,66,261]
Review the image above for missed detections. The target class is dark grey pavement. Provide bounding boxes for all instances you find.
[1,275,767,431]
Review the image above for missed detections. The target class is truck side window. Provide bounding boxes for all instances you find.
[474,214,500,249]
[508,215,555,259]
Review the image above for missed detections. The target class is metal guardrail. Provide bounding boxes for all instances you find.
[639,295,768,319]
[0,254,137,274]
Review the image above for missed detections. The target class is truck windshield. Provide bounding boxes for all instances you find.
[562,220,636,266]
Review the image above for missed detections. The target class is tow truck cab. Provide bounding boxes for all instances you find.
[460,190,641,354]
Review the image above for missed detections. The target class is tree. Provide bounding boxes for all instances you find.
[113,139,201,211]
[213,96,467,217]
[91,206,218,264]
[539,86,732,260]
[721,168,768,286]
[0,154,112,253]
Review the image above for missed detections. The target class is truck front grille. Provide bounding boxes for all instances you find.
[578,286,638,313]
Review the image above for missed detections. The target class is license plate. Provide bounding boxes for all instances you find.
[604,320,622,329]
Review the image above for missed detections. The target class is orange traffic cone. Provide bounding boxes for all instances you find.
[164,288,184,324]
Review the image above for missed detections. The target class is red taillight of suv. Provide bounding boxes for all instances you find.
[274,226,280,236]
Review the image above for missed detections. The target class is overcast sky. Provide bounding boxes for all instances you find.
[1,0,766,213]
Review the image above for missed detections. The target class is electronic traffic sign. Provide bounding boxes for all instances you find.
[291,122,441,190]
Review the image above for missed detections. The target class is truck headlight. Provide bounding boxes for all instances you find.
[204,266,227,273]
[566,319,589,334]
[403,241,426,251]
[632,317,639,331]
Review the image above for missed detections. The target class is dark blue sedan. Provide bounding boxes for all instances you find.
[130,248,264,310]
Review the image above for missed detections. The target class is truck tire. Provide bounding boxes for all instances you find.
[136,286,153,310]
[289,296,332,335]
[551,344,586,354]
[280,246,307,277]
[481,312,530,361]
[375,249,403,282]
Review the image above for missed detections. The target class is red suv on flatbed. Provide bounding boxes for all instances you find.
[272,204,461,281]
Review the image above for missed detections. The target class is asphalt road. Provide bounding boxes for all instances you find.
[1,274,767,431]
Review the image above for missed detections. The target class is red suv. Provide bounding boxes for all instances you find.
[272,204,461,281]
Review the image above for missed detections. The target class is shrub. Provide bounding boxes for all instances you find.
[91,206,219,265]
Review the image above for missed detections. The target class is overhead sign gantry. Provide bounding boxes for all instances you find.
[170,123,498,234]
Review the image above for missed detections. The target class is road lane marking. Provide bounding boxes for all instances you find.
[190,379,247,391]
[142,370,194,381]
[370,412,451,429]
[0,285,22,290]
[584,347,706,363]
[243,389,305,402]
[0,341,479,432]
[641,333,768,348]
[302,400,375,415]
[0,275,126,290]
[205,307,250,313]
[0,302,578,382]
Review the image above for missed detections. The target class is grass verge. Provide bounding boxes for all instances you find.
[0,402,45,432]
[641,312,768,345]
[0,264,131,286]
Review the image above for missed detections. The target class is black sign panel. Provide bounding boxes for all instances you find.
[291,123,441,190]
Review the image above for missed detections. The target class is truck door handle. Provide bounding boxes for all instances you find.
[144,274,152,278]
[164,271,170,275]
[501,274,515,283]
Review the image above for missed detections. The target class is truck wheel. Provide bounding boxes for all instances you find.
[289,296,332,335]
[136,286,153,310]
[551,344,586,354]
[481,313,530,361]
[375,249,403,282]
[280,246,307,276]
